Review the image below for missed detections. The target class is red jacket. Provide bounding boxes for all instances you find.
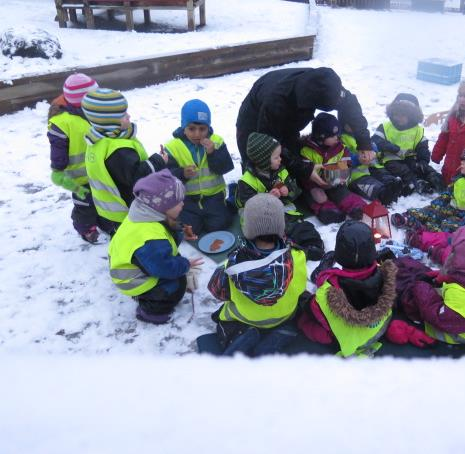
[432,115,465,185]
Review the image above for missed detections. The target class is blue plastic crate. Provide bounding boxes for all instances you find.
[417,58,462,85]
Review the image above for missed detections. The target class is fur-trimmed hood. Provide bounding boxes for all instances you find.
[386,93,423,129]
[326,260,397,326]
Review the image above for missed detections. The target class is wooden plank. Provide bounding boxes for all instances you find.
[0,35,315,114]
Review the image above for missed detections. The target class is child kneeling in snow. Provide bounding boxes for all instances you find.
[208,193,308,356]
[299,221,433,357]
[109,170,203,324]
[236,132,325,261]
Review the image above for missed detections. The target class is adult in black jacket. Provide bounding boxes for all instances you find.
[236,67,373,179]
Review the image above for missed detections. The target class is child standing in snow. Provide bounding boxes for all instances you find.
[432,81,465,185]
[236,132,325,261]
[208,193,308,356]
[164,99,234,236]
[109,170,203,324]
[391,149,465,233]
[372,93,444,195]
[47,73,111,243]
[299,113,367,224]
[81,89,167,232]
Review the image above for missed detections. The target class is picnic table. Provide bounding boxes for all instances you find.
[55,0,206,31]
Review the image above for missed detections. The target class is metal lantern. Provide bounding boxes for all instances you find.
[361,200,391,244]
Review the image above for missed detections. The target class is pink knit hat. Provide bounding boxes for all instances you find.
[63,73,98,107]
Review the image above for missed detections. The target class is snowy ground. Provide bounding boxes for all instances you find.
[1,2,465,452]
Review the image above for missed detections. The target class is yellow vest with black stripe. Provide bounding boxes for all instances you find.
[165,135,226,196]
[48,112,90,186]
[382,122,424,162]
[237,169,301,216]
[300,144,350,165]
[425,282,465,344]
[85,137,148,223]
[109,218,178,296]
[316,281,392,357]
[219,248,307,329]
[452,177,465,210]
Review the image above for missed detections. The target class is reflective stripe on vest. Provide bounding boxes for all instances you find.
[85,137,148,223]
[452,177,465,210]
[48,111,90,186]
[382,122,423,162]
[165,135,226,196]
[425,282,465,344]
[109,219,178,296]
[219,248,307,329]
[316,281,392,357]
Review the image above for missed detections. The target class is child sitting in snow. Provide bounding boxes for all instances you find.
[164,99,234,236]
[299,113,367,224]
[298,221,434,357]
[400,226,465,345]
[207,193,308,356]
[47,73,113,243]
[109,170,203,324]
[82,89,167,232]
[391,149,465,233]
[236,132,325,260]
[432,81,465,185]
[341,124,402,205]
[372,93,444,195]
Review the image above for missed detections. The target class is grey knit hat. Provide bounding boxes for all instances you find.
[242,193,285,240]
[246,132,280,171]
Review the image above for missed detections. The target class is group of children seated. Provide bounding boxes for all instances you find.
[47,72,465,357]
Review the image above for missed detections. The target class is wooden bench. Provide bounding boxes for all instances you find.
[55,0,206,31]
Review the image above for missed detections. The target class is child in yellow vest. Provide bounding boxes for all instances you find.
[372,93,444,195]
[47,73,112,243]
[109,169,203,324]
[236,132,325,261]
[208,194,307,356]
[164,99,234,235]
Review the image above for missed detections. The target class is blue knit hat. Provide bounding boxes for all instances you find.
[81,88,128,132]
[181,99,211,128]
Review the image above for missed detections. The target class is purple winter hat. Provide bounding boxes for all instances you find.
[133,169,185,213]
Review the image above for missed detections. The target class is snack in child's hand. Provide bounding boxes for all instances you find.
[273,181,285,189]
[183,224,197,241]
[210,239,224,251]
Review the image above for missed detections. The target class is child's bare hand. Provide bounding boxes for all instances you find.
[200,138,215,154]
[159,144,169,164]
[279,185,289,197]
[310,165,329,187]
[183,165,198,178]
[269,188,281,198]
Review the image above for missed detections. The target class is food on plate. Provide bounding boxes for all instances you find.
[210,239,224,251]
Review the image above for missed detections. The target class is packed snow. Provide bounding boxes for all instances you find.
[1,0,465,452]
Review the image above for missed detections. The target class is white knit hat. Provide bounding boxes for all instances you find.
[242,193,285,240]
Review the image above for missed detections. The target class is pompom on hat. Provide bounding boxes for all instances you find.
[63,73,98,107]
[242,193,285,240]
[133,169,185,214]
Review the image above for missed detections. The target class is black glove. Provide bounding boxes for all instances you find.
[416,160,429,176]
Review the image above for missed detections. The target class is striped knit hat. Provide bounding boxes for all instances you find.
[246,132,280,171]
[81,88,128,133]
[63,73,98,107]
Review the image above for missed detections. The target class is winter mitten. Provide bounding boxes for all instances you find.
[51,169,80,192]
[75,185,90,200]
[407,326,436,348]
